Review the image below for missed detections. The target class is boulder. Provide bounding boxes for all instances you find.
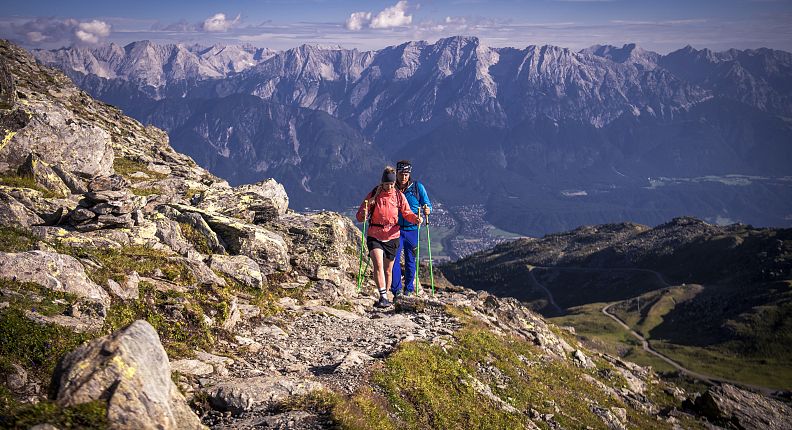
[159,205,226,254]
[0,101,114,178]
[275,211,360,295]
[207,376,323,414]
[207,254,263,289]
[52,320,205,429]
[0,190,44,228]
[202,212,289,275]
[154,218,197,257]
[16,153,71,197]
[171,359,213,377]
[52,164,88,194]
[694,384,792,430]
[0,250,109,305]
[195,179,288,223]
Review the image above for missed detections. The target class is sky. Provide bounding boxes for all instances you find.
[1,0,791,53]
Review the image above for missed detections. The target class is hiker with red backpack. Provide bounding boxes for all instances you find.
[356,166,422,308]
[392,160,432,297]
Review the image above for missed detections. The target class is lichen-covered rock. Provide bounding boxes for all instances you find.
[201,211,289,275]
[0,190,44,228]
[0,98,114,178]
[107,271,140,301]
[207,254,263,289]
[195,179,288,223]
[273,211,360,296]
[0,250,109,305]
[159,205,226,254]
[154,217,199,258]
[53,320,205,430]
[694,384,792,430]
[52,164,88,194]
[16,153,71,197]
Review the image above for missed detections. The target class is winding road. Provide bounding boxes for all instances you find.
[529,265,777,395]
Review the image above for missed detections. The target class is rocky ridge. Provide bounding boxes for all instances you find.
[1,39,789,429]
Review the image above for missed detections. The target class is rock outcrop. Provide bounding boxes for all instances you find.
[694,384,792,430]
[193,179,289,224]
[0,250,110,305]
[52,320,204,429]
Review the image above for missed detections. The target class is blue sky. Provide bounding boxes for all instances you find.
[1,0,791,52]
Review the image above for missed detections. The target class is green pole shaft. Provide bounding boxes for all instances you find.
[356,207,369,293]
[414,221,421,294]
[426,212,435,296]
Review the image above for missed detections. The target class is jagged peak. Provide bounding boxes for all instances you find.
[434,35,481,46]
[581,42,658,65]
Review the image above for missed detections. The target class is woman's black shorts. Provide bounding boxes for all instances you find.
[366,236,399,261]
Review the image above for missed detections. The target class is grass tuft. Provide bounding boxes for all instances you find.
[112,157,166,181]
[0,226,37,253]
[0,395,108,429]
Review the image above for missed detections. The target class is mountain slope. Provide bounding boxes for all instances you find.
[441,217,792,388]
[128,94,386,209]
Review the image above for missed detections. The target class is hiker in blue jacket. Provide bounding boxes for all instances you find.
[392,160,432,297]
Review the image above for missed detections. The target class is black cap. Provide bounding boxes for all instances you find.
[382,171,396,183]
[396,160,412,173]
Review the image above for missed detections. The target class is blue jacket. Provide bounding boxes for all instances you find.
[398,181,432,231]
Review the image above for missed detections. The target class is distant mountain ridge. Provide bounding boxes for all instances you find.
[33,37,792,234]
[34,40,276,88]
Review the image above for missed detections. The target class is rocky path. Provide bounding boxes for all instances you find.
[191,295,462,429]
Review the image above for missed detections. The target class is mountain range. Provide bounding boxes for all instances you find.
[33,37,792,235]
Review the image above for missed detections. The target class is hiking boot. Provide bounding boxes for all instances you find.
[404,291,414,297]
[391,289,402,299]
[375,296,392,308]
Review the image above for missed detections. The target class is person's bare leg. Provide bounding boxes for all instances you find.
[370,248,386,297]
[384,258,395,295]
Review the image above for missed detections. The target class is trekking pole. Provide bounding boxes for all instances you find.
[425,206,435,296]
[415,220,421,295]
[356,204,369,293]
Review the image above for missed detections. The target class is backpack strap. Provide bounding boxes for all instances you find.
[367,185,380,225]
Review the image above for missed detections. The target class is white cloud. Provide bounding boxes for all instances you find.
[78,20,111,37]
[202,13,241,32]
[345,11,372,31]
[370,1,413,29]
[0,18,111,46]
[345,1,412,31]
[75,30,99,43]
[74,20,111,43]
